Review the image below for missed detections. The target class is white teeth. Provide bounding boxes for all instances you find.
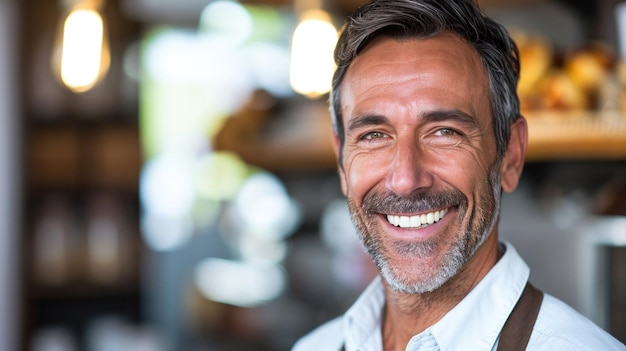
[399,216,410,227]
[386,209,448,228]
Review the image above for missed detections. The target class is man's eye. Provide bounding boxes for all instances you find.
[435,128,459,137]
[363,131,387,140]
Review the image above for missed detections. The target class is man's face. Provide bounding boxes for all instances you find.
[335,32,509,293]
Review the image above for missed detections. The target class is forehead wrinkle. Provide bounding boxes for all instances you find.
[346,34,488,96]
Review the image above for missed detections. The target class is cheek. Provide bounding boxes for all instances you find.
[343,152,390,198]
[431,150,492,195]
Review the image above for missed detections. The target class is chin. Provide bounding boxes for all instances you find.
[376,244,466,294]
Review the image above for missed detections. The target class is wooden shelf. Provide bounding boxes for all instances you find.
[215,105,626,172]
[27,124,142,191]
[526,111,626,161]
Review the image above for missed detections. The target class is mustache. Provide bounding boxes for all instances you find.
[361,188,467,215]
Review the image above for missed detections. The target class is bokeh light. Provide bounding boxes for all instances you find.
[194,258,286,307]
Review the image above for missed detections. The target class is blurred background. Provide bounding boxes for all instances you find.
[1,0,626,350]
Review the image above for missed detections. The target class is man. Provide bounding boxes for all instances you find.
[293,0,626,350]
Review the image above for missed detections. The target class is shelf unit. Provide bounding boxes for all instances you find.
[18,0,143,350]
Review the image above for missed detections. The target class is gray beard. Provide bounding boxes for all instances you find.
[348,167,502,294]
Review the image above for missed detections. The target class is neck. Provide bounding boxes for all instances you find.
[381,236,501,351]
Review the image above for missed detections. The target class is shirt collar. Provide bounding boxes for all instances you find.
[344,275,386,349]
[343,242,530,351]
[429,242,529,350]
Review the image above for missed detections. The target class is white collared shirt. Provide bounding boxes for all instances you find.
[292,242,625,351]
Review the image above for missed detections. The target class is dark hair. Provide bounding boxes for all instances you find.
[331,0,520,160]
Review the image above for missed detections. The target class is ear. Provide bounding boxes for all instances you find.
[332,131,348,196]
[500,116,528,193]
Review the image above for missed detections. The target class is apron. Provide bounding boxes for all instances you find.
[340,282,544,351]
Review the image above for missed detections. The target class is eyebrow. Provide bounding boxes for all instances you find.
[346,114,389,134]
[346,109,480,134]
[421,109,480,128]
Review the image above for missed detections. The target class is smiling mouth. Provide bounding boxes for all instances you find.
[386,209,449,229]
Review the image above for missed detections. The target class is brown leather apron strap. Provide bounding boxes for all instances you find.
[339,282,543,351]
[496,282,544,351]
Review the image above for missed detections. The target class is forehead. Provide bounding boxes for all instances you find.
[341,32,490,119]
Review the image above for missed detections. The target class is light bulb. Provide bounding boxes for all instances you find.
[52,0,110,93]
[289,9,338,98]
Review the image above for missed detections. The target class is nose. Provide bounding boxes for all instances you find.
[385,141,434,197]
